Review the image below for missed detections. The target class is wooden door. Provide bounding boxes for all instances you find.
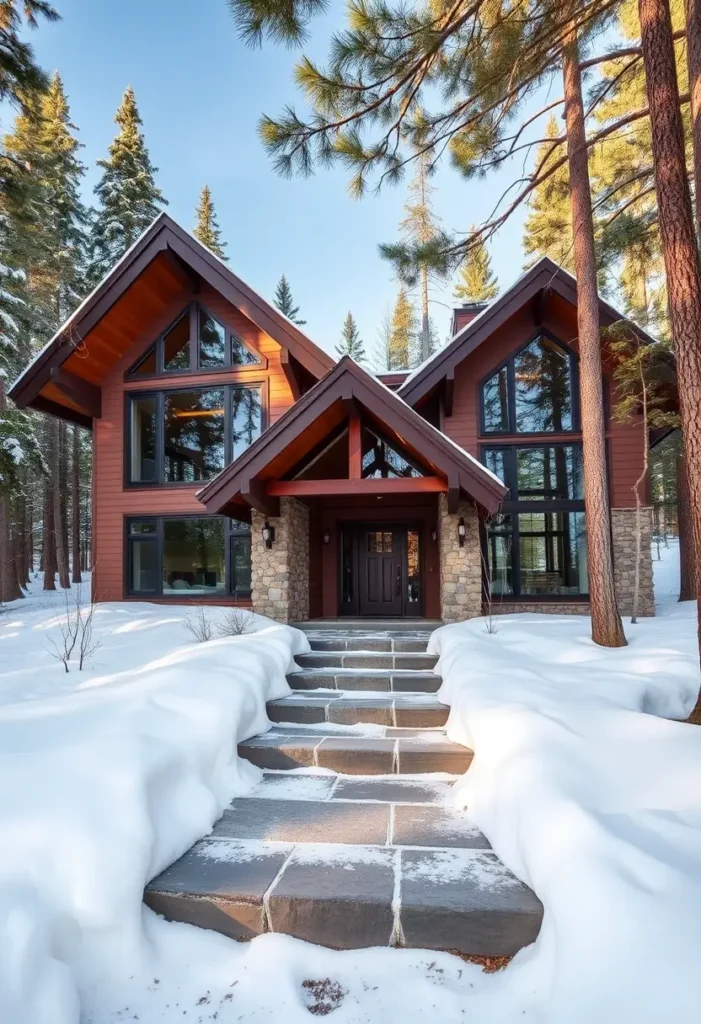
[359,527,404,616]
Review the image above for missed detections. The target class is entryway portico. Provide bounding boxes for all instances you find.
[197,357,507,622]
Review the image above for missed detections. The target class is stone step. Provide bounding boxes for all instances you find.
[268,693,449,728]
[239,727,472,775]
[287,669,442,693]
[145,790,542,955]
[308,636,431,653]
[295,651,439,671]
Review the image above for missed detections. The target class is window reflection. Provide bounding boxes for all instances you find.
[162,519,226,595]
[514,336,572,432]
[164,389,225,482]
[232,386,263,460]
[163,314,190,371]
[199,311,226,368]
[483,365,509,432]
[361,429,422,478]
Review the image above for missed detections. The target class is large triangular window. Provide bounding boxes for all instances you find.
[361,428,424,479]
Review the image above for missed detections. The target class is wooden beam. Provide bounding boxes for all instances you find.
[49,368,102,418]
[241,479,280,517]
[348,413,362,479]
[280,347,301,401]
[534,286,551,327]
[268,477,447,497]
[443,368,454,418]
[447,471,461,514]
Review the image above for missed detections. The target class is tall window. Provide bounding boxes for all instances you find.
[127,385,263,485]
[128,303,262,378]
[481,334,577,435]
[482,444,588,598]
[126,516,252,598]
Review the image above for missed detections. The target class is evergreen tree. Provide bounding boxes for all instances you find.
[194,184,227,261]
[399,150,441,360]
[336,311,365,361]
[523,118,575,272]
[273,274,305,325]
[88,87,167,286]
[453,229,499,302]
[387,288,417,370]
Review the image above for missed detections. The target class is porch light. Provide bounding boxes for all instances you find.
[431,528,437,543]
[458,517,466,547]
[323,530,330,544]
[262,520,275,549]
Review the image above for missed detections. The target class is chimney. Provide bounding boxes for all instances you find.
[451,301,488,337]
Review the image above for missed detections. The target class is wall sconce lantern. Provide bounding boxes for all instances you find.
[323,530,331,545]
[457,517,466,548]
[262,520,275,549]
[431,527,438,543]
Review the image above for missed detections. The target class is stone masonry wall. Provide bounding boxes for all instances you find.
[251,497,310,623]
[611,506,655,617]
[438,494,482,623]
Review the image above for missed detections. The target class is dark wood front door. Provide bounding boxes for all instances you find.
[359,527,404,616]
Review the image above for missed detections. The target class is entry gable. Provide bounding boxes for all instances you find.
[197,356,508,518]
[9,213,334,427]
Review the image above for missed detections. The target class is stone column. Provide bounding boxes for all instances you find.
[438,494,482,623]
[611,507,655,617]
[251,497,310,623]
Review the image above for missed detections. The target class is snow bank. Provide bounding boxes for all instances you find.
[429,545,701,1024]
[0,587,308,1023]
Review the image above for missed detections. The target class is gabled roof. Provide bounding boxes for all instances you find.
[9,213,335,425]
[399,256,658,407]
[197,356,507,515]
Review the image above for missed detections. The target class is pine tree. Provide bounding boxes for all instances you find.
[388,289,417,370]
[194,184,227,260]
[399,150,441,361]
[273,274,305,325]
[523,118,575,272]
[453,229,499,302]
[336,311,365,361]
[88,87,167,286]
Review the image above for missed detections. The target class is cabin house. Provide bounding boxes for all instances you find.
[10,213,657,623]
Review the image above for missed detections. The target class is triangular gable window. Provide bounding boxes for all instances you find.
[361,428,425,479]
[126,302,265,378]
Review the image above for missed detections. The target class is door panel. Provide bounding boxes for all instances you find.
[360,528,403,616]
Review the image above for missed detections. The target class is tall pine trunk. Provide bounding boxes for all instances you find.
[677,450,697,599]
[0,376,21,603]
[685,0,701,234]
[52,418,70,590]
[562,25,627,647]
[72,425,82,584]
[639,0,701,694]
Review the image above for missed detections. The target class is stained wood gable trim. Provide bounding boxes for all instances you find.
[197,356,507,515]
[399,256,658,407]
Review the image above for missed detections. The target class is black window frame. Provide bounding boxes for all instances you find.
[125,302,266,381]
[125,514,252,599]
[125,380,268,488]
[479,330,581,437]
[480,440,589,601]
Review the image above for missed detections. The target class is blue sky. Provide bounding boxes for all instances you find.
[21,0,542,361]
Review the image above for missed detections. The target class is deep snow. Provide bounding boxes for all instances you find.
[0,545,699,1023]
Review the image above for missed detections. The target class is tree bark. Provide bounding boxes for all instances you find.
[71,425,82,583]
[52,419,70,590]
[685,0,701,234]
[562,25,627,647]
[677,450,697,599]
[0,377,22,603]
[639,0,701,695]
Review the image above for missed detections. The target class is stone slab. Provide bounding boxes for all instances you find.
[327,701,394,727]
[397,739,473,775]
[315,737,396,775]
[334,673,391,692]
[287,672,337,690]
[400,849,543,955]
[212,797,390,845]
[332,778,455,805]
[267,845,396,948]
[392,805,490,849]
[238,736,319,770]
[391,673,442,693]
[254,773,337,801]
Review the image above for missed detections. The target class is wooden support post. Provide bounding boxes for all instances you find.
[349,413,362,479]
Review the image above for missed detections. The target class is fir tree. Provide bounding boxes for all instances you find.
[194,184,227,261]
[88,87,167,286]
[273,274,305,325]
[522,119,575,272]
[453,229,499,302]
[399,150,441,361]
[387,288,416,370]
[336,311,365,361]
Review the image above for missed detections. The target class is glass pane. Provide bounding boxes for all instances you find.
[487,513,513,596]
[131,345,156,377]
[483,448,507,484]
[407,529,420,604]
[163,313,191,372]
[361,429,421,478]
[515,445,583,500]
[518,511,588,595]
[129,520,156,535]
[231,535,252,594]
[341,530,354,605]
[231,387,263,460]
[162,518,226,596]
[164,390,225,482]
[130,538,157,592]
[368,531,393,553]
[514,336,573,432]
[199,311,226,368]
[130,396,157,482]
[231,334,258,366]
[483,365,509,432]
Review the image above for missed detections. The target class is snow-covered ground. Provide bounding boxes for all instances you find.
[0,545,699,1023]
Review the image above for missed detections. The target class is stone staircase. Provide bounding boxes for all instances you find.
[144,626,543,955]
